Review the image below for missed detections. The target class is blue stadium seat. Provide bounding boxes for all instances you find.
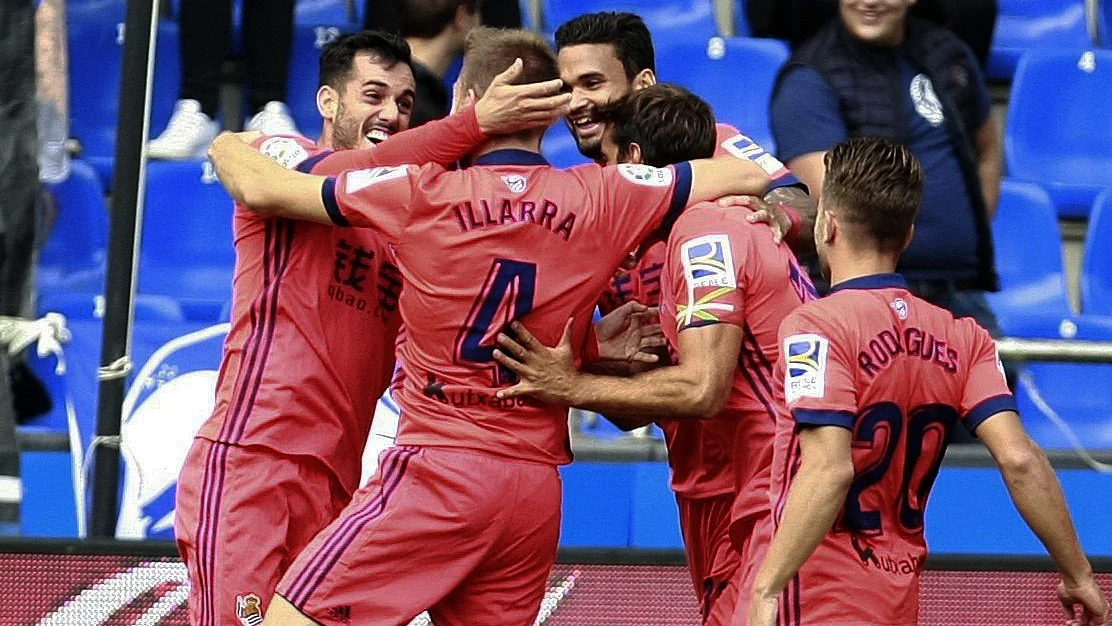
[68,0,182,187]
[1082,188,1112,314]
[987,0,1092,80]
[542,0,718,39]
[139,161,236,319]
[985,180,1073,336]
[287,23,361,139]
[543,122,591,169]
[39,160,109,297]
[1005,49,1112,218]
[295,0,358,25]
[656,36,789,155]
[1013,315,1112,450]
[734,0,751,36]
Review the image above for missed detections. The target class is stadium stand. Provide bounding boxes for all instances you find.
[138,161,236,320]
[987,0,1092,80]
[39,160,108,297]
[541,0,718,38]
[1082,189,1112,315]
[68,0,181,186]
[542,122,591,168]
[286,23,359,139]
[1005,48,1112,218]
[985,180,1073,336]
[656,36,788,154]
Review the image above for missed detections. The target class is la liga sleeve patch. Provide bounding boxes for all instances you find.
[617,163,675,187]
[259,137,309,170]
[783,333,830,403]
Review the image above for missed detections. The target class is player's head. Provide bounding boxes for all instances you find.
[454,27,560,139]
[839,0,915,47]
[816,137,923,275]
[554,12,657,159]
[597,84,716,167]
[317,31,416,150]
[399,0,482,51]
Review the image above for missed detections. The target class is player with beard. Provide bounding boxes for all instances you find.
[174,30,571,626]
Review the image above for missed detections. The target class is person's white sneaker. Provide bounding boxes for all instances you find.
[245,101,301,137]
[148,99,219,160]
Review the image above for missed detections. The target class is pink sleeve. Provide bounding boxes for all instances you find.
[598,162,693,253]
[667,215,749,333]
[960,324,1016,431]
[778,308,859,429]
[323,165,422,241]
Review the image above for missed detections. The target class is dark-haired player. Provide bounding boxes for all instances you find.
[209,25,787,626]
[174,30,569,626]
[491,84,816,626]
[746,137,1108,626]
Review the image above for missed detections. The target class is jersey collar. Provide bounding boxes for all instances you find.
[472,149,550,167]
[829,272,908,293]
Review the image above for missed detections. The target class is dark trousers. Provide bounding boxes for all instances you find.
[179,0,295,118]
[0,0,39,532]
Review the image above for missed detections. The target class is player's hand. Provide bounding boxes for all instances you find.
[718,195,792,244]
[746,592,779,626]
[1058,575,1109,625]
[474,58,571,135]
[494,319,579,405]
[594,301,665,363]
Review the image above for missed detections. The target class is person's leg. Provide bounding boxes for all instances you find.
[242,0,294,115]
[178,0,232,118]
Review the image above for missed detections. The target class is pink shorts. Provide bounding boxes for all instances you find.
[276,445,562,626]
[677,493,742,626]
[175,437,350,626]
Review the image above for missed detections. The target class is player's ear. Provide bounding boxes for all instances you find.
[317,85,338,121]
[900,224,915,253]
[626,142,644,165]
[633,68,657,90]
[824,211,839,246]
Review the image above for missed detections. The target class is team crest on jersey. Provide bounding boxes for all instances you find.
[501,174,527,193]
[617,163,673,187]
[891,298,908,320]
[236,593,264,626]
[259,136,309,170]
[345,165,410,193]
[784,333,829,402]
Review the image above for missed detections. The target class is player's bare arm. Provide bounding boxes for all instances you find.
[686,154,774,204]
[976,411,1110,625]
[748,425,855,626]
[494,319,740,420]
[209,132,333,224]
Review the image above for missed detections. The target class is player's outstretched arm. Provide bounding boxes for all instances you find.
[209,132,332,224]
[494,319,740,420]
[977,411,1109,625]
[686,155,773,206]
[748,425,855,626]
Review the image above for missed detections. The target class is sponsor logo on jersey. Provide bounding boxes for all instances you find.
[236,593,264,626]
[784,333,829,402]
[501,174,528,193]
[259,136,310,170]
[617,163,673,187]
[681,235,736,289]
[345,165,410,193]
[891,298,908,320]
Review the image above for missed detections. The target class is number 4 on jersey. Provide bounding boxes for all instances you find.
[455,259,537,385]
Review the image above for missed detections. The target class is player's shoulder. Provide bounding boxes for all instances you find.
[255,134,321,169]
[780,295,849,337]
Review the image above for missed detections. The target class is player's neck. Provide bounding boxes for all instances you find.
[473,135,544,159]
[827,249,900,287]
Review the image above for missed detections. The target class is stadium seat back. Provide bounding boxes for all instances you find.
[68,1,181,185]
[39,161,109,295]
[985,180,1071,323]
[1082,189,1112,315]
[1005,49,1112,217]
[987,0,1092,79]
[139,161,235,315]
[542,123,591,169]
[542,0,718,38]
[295,0,357,26]
[656,36,789,155]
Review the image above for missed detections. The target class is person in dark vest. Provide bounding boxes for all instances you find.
[770,0,1003,342]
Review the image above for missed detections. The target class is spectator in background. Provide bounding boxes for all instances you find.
[747,0,997,68]
[149,0,300,160]
[397,0,482,128]
[770,0,1003,339]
